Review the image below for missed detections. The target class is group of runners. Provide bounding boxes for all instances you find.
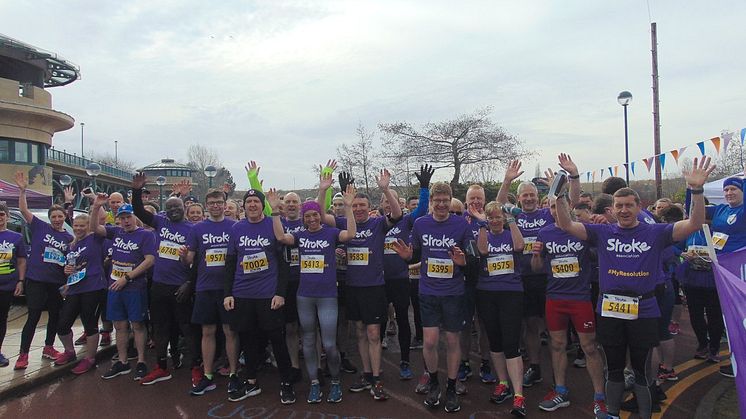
[0,152,739,419]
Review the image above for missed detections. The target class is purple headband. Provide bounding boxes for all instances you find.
[723,177,743,191]
[301,201,322,218]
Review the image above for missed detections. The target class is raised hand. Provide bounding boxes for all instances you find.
[558,153,579,176]
[536,168,555,187]
[683,156,715,188]
[376,168,391,190]
[449,246,466,266]
[173,179,192,196]
[504,160,524,182]
[391,239,413,261]
[93,192,109,207]
[415,164,435,188]
[468,203,485,220]
[339,172,354,191]
[132,172,147,190]
[266,188,282,209]
[14,171,28,190]
[319,171,334,191]
[245,161,260,176]
[63,186,76,203]
[532,241,544,255]
[324,159,338,172]
[343,184,356,206]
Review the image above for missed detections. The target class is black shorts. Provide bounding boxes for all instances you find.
[284,280,299,324]
[522,275,547,318]
[346,285,387,325]
[384,277,410,308]
[419,294,466,332]
[476,290,523,358]
[336,272,347,308]
[25,278,63,312]
[58,289,107,336]
[149,282,193,326]
[192,290,230,325]
[229,297,284,333]
[595,315,660,349]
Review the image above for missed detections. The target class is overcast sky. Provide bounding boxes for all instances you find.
[3,0,745,189]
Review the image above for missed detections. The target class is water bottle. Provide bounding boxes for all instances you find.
[548,170,569,198]
[66,253,77,267]
[501,203,522,216]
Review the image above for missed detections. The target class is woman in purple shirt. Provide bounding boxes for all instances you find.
[0,202,26,367]
[269,185,356,404]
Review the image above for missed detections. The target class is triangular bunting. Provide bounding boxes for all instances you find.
[608,167,613,178]
[697,141,706,155]
[613,166,619,177]
[601,168,605,178]
[630,161,636,176]
[741,128,746,145]
[711,136,721,153]
[659,154,666,171]
[722,132,732,155]
[586,172,591,182]
[643,157,654,171]
[670,149,680,163]
[678,146,687,160]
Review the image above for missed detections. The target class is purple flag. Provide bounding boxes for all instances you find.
[712,249,746,419]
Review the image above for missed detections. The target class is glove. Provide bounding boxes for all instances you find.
[414,164,435,188]
[339,172,355,192]
[175,281,193,303]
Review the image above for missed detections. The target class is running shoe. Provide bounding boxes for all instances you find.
[399,361,414,380]
[191,366,203,387]
[522,366,542,387]
[54,351,76,366]
[42,345,61,360]
[668,321,680,335]
[694,347,709,359]
[307,382,323,403]
[14,352,29,370]
[217,365,231,376]
[72,358,96,375]
[511,395,527,417]
[99,331,112,346]
[657,366,679,381]
[327,380,342,403]
[349,376,372,392]
[381,336,388,350]
[457,361,472,382]
[228,381,261,402]
[141,366,172,385]
[593,400,609,419]
[480,362,497,383]
[280,382,296,405]
[424,381,441,408]
[415,372,430,394]
[455,380,467,395]
[490,383,512,404]
[410,337,423,350]
[101,361,131,379]
[574,350,587,368]
[74,332,87,346]
[720,364,735,378]
[228,374,240,394]
[444,386,461,413]
[133,362,148,381]
[0,353,9,368]
[371,381,389,401]
[190,376,216,396]
[171,352,183,369]
[538,389,570,411]
[707,351,720,364]
[341,357,358,374]
[386,320,397,336]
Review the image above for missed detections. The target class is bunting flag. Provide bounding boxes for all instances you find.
[600,168,605,178]
[741,127,746,145]
[608,167,613,178]
[643,157,654,171]
[697,141,706,155]
[670,149,681,163]
[678,146,688,160]
[722,132,732,155]
[711,136,721,154]
[586,172,591,182]
[613,166,619,177]
[630,161,636,175]
[659,154,666,171]
[592,170,596,182]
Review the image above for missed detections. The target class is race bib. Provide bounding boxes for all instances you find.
[66,268,86,286]
[688,245,711,259]
[384,237,397,255]
[242,252,269,274]
[0,246,13,261]
[300,254,324,274]
[110,264,133,281]
[712,232,729,250]
[205,248,227,267]
[43,246,66,266]
[158,241,180,261]
[523,237,537,255]
[346,247,369,266]
[336,249,347,271]
[487,254,514,276]
[408,265,420,279]
[550,256,580,279]
[601,294,639,320]
[290,248,300,267]
[427,257,454,279]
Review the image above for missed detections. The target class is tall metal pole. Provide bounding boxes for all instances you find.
[115,140,118,165]
[159,184,164,209]
[623,104,630,185]
[80,122,85,158]
[651,22,663,199]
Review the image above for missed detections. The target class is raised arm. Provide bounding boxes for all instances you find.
[507,214,524,252]
[530,241,544,273]
[14,171,33,224]
[131,172,155,227]
[411,164,434,219]
[338,184,357,242]
[477,225,489,255]
[558,153,581,207]
[90,193,109,237]
[377,169,401,226]
[673,157,715,241]
[497,160,524,204]
[267,188,295,245]
[317,169,337,227]
[555,195,588,241]
[245,161,272,215]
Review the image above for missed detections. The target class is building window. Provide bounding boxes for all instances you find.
[14,142,29,162]
[30,144,39,164]
[0,140,9,161]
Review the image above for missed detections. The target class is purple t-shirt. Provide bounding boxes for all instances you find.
[383,214,415,280]
[411,214,474,296]
[515,208,554,275]
[477,229,522,292]
[282,217,305,281]
[292,226,340,298]
[585,222,674,318]
[106,226,157,291]
[336,216,388,288]
[188,218,235,292]
[228,217,279,299]
[150,215,192,286]
[0,230,27,291]
[65,234,107,295]
[537,224,592,301]
[26,216,72,284]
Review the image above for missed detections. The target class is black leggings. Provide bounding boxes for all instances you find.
[21,279,63,353]
[409,278,423,340]
[476,290,523,358]
[58,289,106,336]
[684,287,725,353]
[150,283,194,367]
[239,327,291,383]
[0,290,13,351]
[383,278,412,362]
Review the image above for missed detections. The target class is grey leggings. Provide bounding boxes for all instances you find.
[297,296,341,382]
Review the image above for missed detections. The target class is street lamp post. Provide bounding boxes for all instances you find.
[114,140,118,165]
[80,122,85,158]
[85,162,101,193]
[617,91,633,185]
[156,176,167,209]
[204,165,217,188]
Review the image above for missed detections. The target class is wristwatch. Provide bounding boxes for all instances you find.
[124,273,133,282]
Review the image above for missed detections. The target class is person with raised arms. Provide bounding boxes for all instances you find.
[0,202,26,367]
[13,171,72,370]
[392,182,474,414]
[223,188,295,404]
[91,193,156,381]
[318,167,402,401]
[554,157,713,419]
[181,188,240,395]
[268,183,356,403]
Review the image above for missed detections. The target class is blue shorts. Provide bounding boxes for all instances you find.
[192,290,230,325]
[107,288,148,322]
[420,294,466,332]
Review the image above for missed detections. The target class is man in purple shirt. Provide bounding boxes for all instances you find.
[555,157,713,419]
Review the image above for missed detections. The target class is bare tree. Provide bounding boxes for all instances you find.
[185,144,236,200]
[336,123,380,196]
[379,107,530,188]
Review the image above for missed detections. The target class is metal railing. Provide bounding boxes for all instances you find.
[47,148,133,180]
